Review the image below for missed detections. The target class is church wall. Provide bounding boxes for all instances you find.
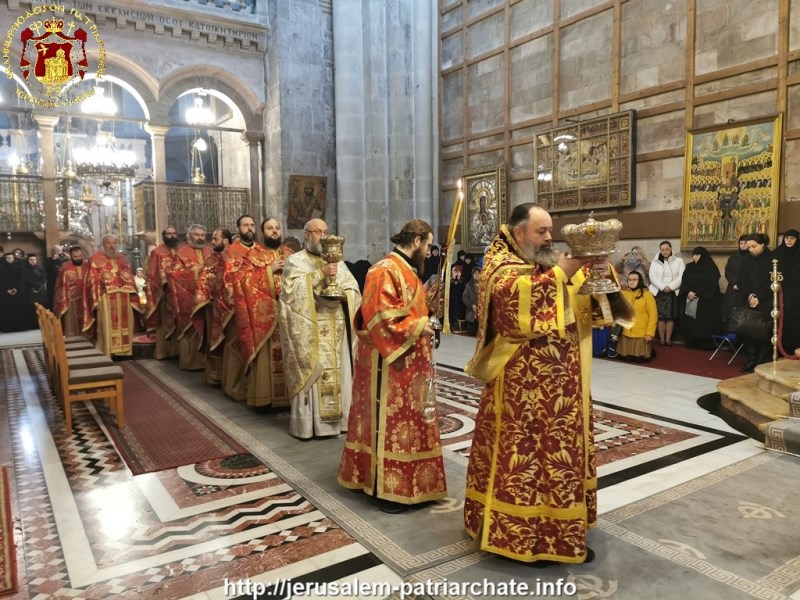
[438,0,800,246]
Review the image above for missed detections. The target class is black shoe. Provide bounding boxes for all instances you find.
[368,495,409,514]
[740,361,756,373]
[583,548,595,563]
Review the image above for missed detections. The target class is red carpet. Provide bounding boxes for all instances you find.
[602,342,747,380]
[0,467,16,597]
[99,362,249,475]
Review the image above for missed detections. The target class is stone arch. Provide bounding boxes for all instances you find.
[155,66,263,132]
[84,50,159,121]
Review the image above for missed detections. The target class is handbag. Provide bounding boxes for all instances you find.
[606,324,624,358]
[684,297,698,319]
[729,306,772,340]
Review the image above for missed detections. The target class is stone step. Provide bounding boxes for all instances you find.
[717,374,789,432]
[790,391,800,418]
[755,359,800,398]
[764,417,800,457]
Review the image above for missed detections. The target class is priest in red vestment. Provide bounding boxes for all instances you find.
[82,234,142,357]
[463,203,631,565]
[169,224,212,371]
[230,217,289,408]
[145,226,181,359]
[53,245,87,337]
[338,219,446,513]
[193,228,231,386]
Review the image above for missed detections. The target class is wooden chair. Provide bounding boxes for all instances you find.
[51,314,125,432]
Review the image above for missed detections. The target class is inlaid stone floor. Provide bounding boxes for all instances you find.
[0,332,774,599]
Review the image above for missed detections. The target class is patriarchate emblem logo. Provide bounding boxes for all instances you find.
[20,18,88,96]
[4,5,106,107]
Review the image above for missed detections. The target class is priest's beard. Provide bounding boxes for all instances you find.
[164,237,179,248]
[71,259,83,266]
[212,243,224,253]
[411,246,426,274]
[103,248,117,259]
[306,240,322,255]
[240,231,255,245]
[190,239,206,250]
[264,236,282,249]
[519,241,559,268]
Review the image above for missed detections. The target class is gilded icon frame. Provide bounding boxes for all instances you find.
[681,114,782,251]
[534,110,636,213]
[460,163,507,254]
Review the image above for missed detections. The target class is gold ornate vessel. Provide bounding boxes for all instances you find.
[319,234,345,298]
[561,212,622,295]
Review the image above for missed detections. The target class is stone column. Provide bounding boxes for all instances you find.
[242,131,264,223]
[32,113,61,251]
[146,124,170,238]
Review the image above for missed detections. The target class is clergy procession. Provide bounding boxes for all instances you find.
[40,205,611,568]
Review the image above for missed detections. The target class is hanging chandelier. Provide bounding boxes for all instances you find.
[73,128,137,178]
[190,132,206,184]
[185,92,214,125]
[81,86,117,116]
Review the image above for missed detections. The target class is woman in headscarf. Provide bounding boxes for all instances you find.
[648,240,685,346]
[423,244,440,283]
[0,252,25,332]
[617,271,657,361]
[722,234,749,330]
[22,254,48,330]
[679,246,722,349]
[737,233,774,372]
[775,229,799,356]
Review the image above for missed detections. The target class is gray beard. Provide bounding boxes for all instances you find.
[190,240,206,249]
[520,245,559,268]
[103,249,117,259]
[306,240,322,255]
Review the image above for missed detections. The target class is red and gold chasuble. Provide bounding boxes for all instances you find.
[233,245,282,369]
[338,251,447,504]
[53,261,85,336]
[144,244,179,332]
[216,241,256,358]
[82,251,141,356]
[193,251,227,350]
[463,226,621,564]
[169,245,212,340]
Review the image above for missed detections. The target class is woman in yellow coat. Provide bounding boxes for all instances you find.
[618,271,658,361]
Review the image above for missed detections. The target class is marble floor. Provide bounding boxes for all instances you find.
[0,330,771,599]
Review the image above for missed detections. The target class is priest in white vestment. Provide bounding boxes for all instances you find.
[278,219,361,439]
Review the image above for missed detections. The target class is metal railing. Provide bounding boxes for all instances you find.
[0,174,45,232]
[133,181,250,234]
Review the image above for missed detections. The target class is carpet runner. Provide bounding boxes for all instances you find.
[0,467,16,597]
[601,341,745,380]
[97,361,249,475]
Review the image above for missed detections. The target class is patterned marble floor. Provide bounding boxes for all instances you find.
[0,332,768,599]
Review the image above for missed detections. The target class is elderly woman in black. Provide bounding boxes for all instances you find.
[679,246,722,350]
[22,254,48,330]
[775,229,799,355]
[736,233,774,372]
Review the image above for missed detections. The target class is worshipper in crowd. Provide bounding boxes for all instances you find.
[45,244,69,309]
[82,234,142,357]
[12,248,25,264]
[679,246,722,350]
[722,235,749,330]
[145,226,181,359]
[219,216,264,402]
[338,219,446,513]
[278,218,361,439]
[615,245,650,289]
[422,243,440,283]
[464,203,631,565]
[344,259,372,293]
[193,228,232,387]
[22,254,48,329]
[228,217,289,408]
[618,270,657,362]
[775,229,800,355]
[448,265,466,331]
[0,252,25,333]
[461,266,480,336]
[461,253,475,283]
[168,224,212,371]
[648,240,684,346]
[53,246,87,337]
[736,233,774,372]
